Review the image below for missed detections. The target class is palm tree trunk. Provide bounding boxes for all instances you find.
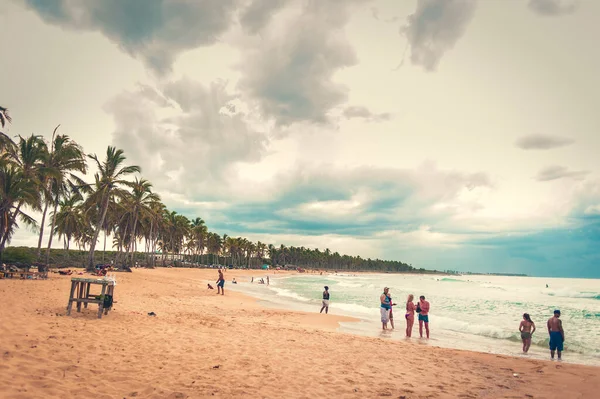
[147,220,154,266]
[129,213,139,266]
[87,194,110,271]
[102,231,107,263]
[37,199,50,259]
[44,198,60,265]
[117,221,130,267]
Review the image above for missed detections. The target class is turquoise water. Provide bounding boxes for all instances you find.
[230,273,600,366]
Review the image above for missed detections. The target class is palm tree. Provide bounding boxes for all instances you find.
[207,232,222,265]
[53,192,85,256]
[144,200,165,266]
[0,106,11,132]
[85,146,140,270]
[0,134,47,253]
[123,178,159,266]
[36,129,87,263]
[0,163,39,262]
[0,106,13,151]
[191,217,207,264]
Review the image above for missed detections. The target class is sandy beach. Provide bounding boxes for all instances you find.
[1,268,599,399]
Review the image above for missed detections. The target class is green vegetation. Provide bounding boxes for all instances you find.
[0,105,421,273]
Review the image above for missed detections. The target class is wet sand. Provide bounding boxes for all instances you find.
[1,267,598,398]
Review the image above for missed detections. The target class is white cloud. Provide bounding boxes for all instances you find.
[107,77,270,200]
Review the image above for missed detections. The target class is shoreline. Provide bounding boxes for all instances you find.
[229,271,600,367]
[229,271,600,368]
[1,267,599,398]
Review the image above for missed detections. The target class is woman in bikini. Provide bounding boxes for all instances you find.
[405,294,416,337]
[519,313,536,353]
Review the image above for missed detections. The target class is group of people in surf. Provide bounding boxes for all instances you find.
[380,287,430,338]
[519,310,565,360]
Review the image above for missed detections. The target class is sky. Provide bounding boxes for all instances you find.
[1,0,599,278]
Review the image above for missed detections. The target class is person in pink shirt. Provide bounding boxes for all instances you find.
[418,295,430,338]
[405,294,416,337]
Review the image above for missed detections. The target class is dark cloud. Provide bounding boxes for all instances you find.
[535,165,589,182]
[238,0,370,126]
[342,106,390,122]
[107,78,268,198]
[24,0,240,74]
[401,0,477,71]
[462,221,600,277]
[515,134,575,150]
[528,0,579,16]
[239,0,291,34]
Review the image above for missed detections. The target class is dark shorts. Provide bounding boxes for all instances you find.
[418,314,429,323]
[217,280,224,288]
[521,331,531,340]
[549,331,563,351]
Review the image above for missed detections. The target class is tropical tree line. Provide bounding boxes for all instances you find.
[0,106,417,272]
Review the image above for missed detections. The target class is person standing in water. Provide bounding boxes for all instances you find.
[405,294,416,337]
[320,286,330,314]
[519,313,536,353]
[387,290,397,329]
[418,295,430,338]
[216,269,225,295]
[548,310,564,360]
[380,287,391,330]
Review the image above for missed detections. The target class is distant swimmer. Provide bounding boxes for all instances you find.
[547,310,564,360]
[546,284,549,288]
[519,313,536,353]
[380,287,391,330]
[267,276,270,286]
[320,286,330,314]
[207,284,214,290]
[232,278,237,284]
[417,295,430,339]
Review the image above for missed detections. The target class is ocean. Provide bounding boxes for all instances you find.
[230,273,600,366]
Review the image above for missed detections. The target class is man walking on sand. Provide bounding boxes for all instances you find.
[216,269,225,295]
[548,309,564,360]
[320,286,330,314]
[418,295,430,338]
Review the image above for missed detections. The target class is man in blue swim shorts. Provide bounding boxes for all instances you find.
[547,309,564,360]
[216,269,225,295]
[418,295,430,339]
